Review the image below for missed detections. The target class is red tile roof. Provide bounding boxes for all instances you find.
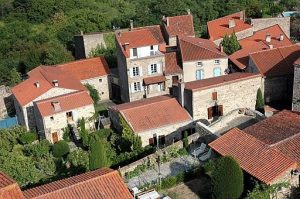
[116,25,165,57]
[230,25,293,70]
[179,37,227,62]
[249,44,300,77]
[162,14,195,37]
[184,73,261,91]
[111,95,192,133]
[0,172,25,199]
[164,52,183,75]
[56,57,109,80]
[23,168,133,199]
[209,128,296,184]
[143,75,166,85]
[207,11,252,41]
[35,91,93,117]
[12,66,86,106]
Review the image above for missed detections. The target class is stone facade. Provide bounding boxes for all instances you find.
[182,58,228,82]
[184,76,262,121]
[213,27,254,46]
[34,104,95,143]
[0,86,12,119]
[251,17,290,38]
[81,75,110,101]
[292,66,300,111]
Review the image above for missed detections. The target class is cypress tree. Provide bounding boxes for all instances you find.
[255,88,265,113]
[89,139,110,170]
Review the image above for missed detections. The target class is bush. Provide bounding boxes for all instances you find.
[67,149,89,171]
[161,175,178,189]
[85,84,100,103]
[52,140,70,158]
[89,139,110,170]
[212,156,244,199]
[18,132,37,145]
[255,88,265,113]
[23,139,51,158]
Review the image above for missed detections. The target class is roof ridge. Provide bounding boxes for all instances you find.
[271,132,300,147]
[56,57,101,67]
[120,96,175,111]
[207,11,244,23]
[35,90,87,104]
[167,14,191,20]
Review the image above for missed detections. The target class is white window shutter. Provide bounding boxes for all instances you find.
[157,63,161,73]
[130,83,135,93]
[130,68,133,77]
[140,81,144,91]
[139,66,143,77]
[148,65,152,75]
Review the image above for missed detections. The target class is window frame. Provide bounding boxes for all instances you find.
[213,67,222,77]
[132,48,138,57]
[214,59,220,65]
[150,64,158,74]
[196,69,204,80]
[132,67,140,76]
[133,82,141,92]
[196,61,203,67]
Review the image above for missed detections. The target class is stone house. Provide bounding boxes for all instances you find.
[33,91,94,143]
[109,95,194,147]
[174,73,262,121]
[247,44,300,105]
[0,85,13,119]
[210,110,300,197]
[292,58,300,111]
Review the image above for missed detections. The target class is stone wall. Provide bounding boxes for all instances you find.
[0,86,13,119]
[251,17,290,38]
[187,75,262,121]
[213,27,253,46]
[81,75,110,101]
[292,66,300,111]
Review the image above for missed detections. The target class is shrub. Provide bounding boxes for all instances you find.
[85,84,100,103]
[212,156,244,199]
[52,140,70,158]
[221,33,241,55]
[67,149,89,171]
[18,132,37,145]
[255,88,265,113]
[161,175,178,189]
[89,139,110,170]
[23,139,51,158]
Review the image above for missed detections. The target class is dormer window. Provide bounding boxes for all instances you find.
[51,101,61,112]
[132,48,137,57]
[52,80,59,87]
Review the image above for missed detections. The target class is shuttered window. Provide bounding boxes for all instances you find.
[208,107,213,119]
[212,92,218,100]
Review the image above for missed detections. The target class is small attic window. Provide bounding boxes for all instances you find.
[35,81,40,88]
[52,80,59,87]
[51,101,61,112]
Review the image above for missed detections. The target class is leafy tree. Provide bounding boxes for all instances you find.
[9,67,21,86]
[212,156,244,199]
[18,132,37,145]
[67,149,89,171]
[23,139,51,158]
[52,140,70,158]
[255,88,265,113]
[85,84,100,103]
[0,126,27,151]
[42,41,73,65]
[35,154,56,176]
[247,182,289,199]
[221,33,241,55]
[89,139,110,170]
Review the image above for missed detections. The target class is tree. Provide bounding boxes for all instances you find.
[52,140,70,158]
[85,84,100,103]
[255,88,265,113]
[18,132,37,145]
[79,118,89,147]
[9,67,21,86]
[221,33,241,55]
[212,156,244,199]
[89,139,110,170]
[67,149,89,171]
[247,182,289,199]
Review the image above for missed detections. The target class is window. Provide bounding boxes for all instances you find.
[212,92,217,100]
[50,116,54,121]
[150,45,155,55]
[196,62,203,67]
[132,48,137,57]
[213,67,221,77]
[133,82,141,92]
[214,60,220,65]
[196,69,204,80]
[99,79,102,82]
[150,45,154,50]
[151,64,157,74]
[132,67,139,76]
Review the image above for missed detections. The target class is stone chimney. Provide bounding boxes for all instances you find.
[229,19,236,28]
[178,79,185,107]
[130,20,134,30]
[52,80,59,87]
[123,42,129,51]
[240,11,245,21]
[265,34,271,43]
[35,81,40,88]
[279,34,284,41]
[269,44,274,49]
[187,9,191,15]
[219,44,224,53]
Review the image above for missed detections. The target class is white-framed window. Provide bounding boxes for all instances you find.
[213,67,222,77]
[150,64,157,74]
[196,69,204,80]
[214,60,220,65]
[132,48,138,57]
[132,67,139,76]
[150,45,155,55]
[196,61,203,67]
[133,82,141,92]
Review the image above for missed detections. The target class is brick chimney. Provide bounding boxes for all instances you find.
[178,79,185,107]
[265,34,271,43]
[130,20,133,30]
[229,19,236,28]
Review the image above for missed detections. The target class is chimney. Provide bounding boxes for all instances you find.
[219,44,224,53]
[187,9,191,15]
[178,79,185,107]
[166,17,169,26]
[279,34,284,41]
[52,80,59,87]
[35,81,40,88]
[51,101,61,112]
[130,20,134,30]
[269,44,274,49]
[229,19,236,28]
[240,11,245,21]
[123,42,129,51]
[265,34,271,43]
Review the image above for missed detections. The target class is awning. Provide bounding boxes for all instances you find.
[143,75,166,85]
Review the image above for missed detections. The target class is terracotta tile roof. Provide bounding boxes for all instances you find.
[249,44,300,77]
[116,25,165,57]
[209,128,296,184]
[184,72,261,91]
[164,52,182,75]
[179,37,227,62]
[35,91,93,117]
[162,14,195,37]
[111,95,192,133]
[12,66,86,106]
[143,75,166,85]
[230,25,293,70]
[56,57,109,80]
[23,168,133,199]
[207,11,252,41]
[0,172,25,199]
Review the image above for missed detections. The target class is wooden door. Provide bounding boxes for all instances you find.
[52,132,58,143]
[208,107,213,119]
[218,105,224,116]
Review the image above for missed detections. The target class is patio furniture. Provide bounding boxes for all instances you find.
[199,148,212,162]
[191,143,207,158]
